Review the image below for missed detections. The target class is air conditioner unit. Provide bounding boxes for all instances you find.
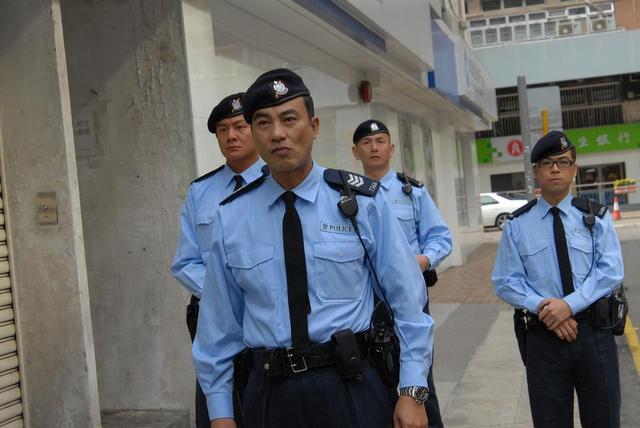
[558,20,574,36]
[591,17,615,32]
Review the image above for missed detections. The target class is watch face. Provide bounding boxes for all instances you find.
[414,386,429,402]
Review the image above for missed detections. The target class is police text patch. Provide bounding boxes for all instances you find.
[320,222,355,234]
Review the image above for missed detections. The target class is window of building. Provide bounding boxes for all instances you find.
[485,28,499,43]
[481,0,501,11]
[525,0,544,5]
[504,0,524,8]
[529,12,546,20]
[470,30,484,46]
[490,17,507,25]
[490,172,526,192]
[568,7,587,15]
[500,27,513,42]
[470,19,487,28]
[509,14,526,23]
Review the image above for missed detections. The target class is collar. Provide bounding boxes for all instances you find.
[379,168,396,190]
[223,159,265,189]
[538,193,574,219]
[263,163,322,207]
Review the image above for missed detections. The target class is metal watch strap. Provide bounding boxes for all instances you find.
[399,385,429,404]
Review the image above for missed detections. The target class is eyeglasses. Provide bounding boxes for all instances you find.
[536,158,574,169]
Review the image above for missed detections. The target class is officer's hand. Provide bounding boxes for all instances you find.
[416,255,430,273]
[211,418,236,428]
[537,298,572,330]
[393,395,428,428]
[552,317,578,342]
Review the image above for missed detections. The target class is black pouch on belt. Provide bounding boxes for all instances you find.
[331,329,362,380]
[424,270,438,288]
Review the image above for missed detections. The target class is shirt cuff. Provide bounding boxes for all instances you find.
[207,392,234,421]
[525,295,544,313]
[422,249,439,269]
[563,292,590,315]
[399,360,428,389]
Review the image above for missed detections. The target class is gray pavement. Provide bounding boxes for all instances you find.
[431,214,640,428]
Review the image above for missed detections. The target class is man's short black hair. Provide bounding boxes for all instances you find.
[302,95,315,119]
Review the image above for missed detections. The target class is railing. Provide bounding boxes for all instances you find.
[468,2,617,48]
[496,181,640,209]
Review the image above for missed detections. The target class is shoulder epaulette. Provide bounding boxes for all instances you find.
[220,165,270,206]
[323,169,380,197]
[191,164,225,185]
[572,197,607,218]
[396,172,423,188]
[509,198,538,219]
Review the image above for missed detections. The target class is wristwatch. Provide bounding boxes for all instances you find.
[399,386,429,405]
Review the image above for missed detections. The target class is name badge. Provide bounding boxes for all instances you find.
[320,222,354,234]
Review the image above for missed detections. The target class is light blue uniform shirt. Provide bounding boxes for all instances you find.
[492,193,623,315]
[380,169,452,268]
[171,160,265,298]
[193,163,434,419]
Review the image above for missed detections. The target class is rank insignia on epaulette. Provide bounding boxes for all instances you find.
[323,169,379,196]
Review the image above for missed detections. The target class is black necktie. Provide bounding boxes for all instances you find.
[233,175,244,191]
[281,191,311,354]
[550,207,574,296]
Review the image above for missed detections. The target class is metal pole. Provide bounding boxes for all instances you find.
[518,76,535,199]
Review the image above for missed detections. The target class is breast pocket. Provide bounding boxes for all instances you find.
[195,211,217,253]
[227,245,277,306]
[519,240,551,280]
[396,209,417,244]
[313,241,365,302]
[570,237,595,278]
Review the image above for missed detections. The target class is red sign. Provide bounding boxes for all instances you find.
[507,139,523,157]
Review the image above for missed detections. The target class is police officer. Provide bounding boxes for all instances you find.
[193,68,434,428]
[492,131,624,428]
[171,92,263,427]
[352,119,452,428]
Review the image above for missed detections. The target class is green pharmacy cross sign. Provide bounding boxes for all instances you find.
[476,123,640,164]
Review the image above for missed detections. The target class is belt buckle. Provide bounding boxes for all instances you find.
[286,348,308,373]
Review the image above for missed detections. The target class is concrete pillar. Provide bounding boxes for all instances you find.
[0,1,101,426]
[59,0,195,414]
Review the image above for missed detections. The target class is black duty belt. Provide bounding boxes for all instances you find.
[249,332,368,378]
[515,304,592,327]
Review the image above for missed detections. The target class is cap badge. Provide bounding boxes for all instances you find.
[560,136,568,149]
[231,98,242,113]
[273,80,289,98]
[370,122,379,132]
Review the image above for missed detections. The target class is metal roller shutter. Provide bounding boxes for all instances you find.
[0,179,23,426]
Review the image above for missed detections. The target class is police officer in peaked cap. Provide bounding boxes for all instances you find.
[171,92,263,428]
[353,119,452,428]
[193,68,435,428]
[492,130,624,427]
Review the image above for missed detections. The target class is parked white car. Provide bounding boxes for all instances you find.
[480,192,529,230]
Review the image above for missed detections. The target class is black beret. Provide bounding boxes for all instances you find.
[352,119,390,144]
[531,131,574,164]
[242,68,310,123]
[207,92,244,134]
